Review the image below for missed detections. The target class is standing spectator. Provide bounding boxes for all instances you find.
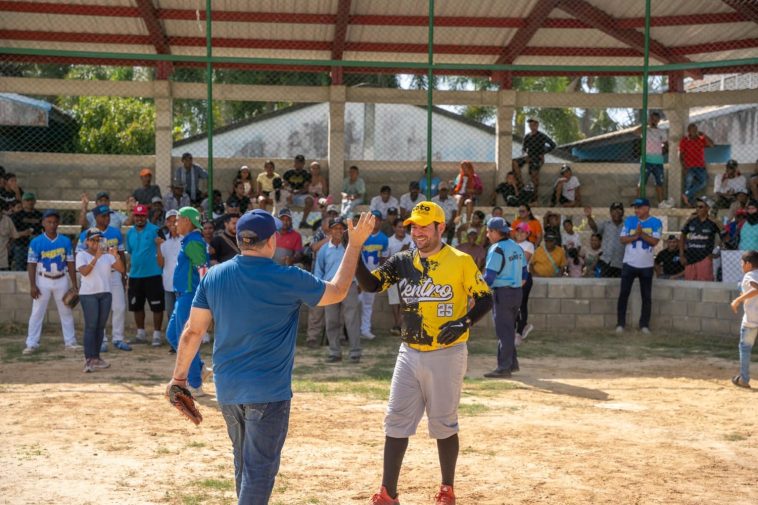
[739,200,758,251]
[341,165,366,217]
[281,155,312,221]
[418,165,441,198]
[513,223,535,344]
[370,185,399,220]
[273,208,303,266]
[634,111,669,207]
[256,160,281,211]
[359,211,389,340]
[126,204,165,345]
[513,118,556,202]
[164,180,191,212]
[149,196,165,227]
[542,210,562,247]
[680,196,721,281]
[302,161,328,227]
[132,168,162,205]
[483,217,526,378]
[235,165,255,197]
[714,160,748,209]
[210,214,241,264]
[0,200,20,270]
[723,209,746,251]
[727,190,749,221]
[165,207,210,396]
[586,203,626,278]
[455,229,486,271]
[314,217,362,364]
[452,161,483,225]
[399,181,424,219]
[157,210,181,323]
[530,233,567,278]
[561,218,581,250]
[552,164,581,207]
[77,228,125,372]
[679,123,714,207]
[80,191,128,229]
[175,152,208,204]
[456,209,487,247]
[584,233,603,278]
[0,172,23,205]
[654,235,685,279]
[76,205,129,352]
[432,181,458,243]
[227,179,252,214]
[616,198,662,334]
[511,204,543,246]
[22,210,80,355]
[386,218,413,335]
[11,192,42,271]
[729,250,758,388]
[380,207,400,238]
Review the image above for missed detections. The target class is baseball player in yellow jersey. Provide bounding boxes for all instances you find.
[356,201,492,505]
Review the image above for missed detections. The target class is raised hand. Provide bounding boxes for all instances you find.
[347,212,375,248]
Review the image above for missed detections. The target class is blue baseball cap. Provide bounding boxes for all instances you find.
[632,198,651,207]
[42,209,60,219]
[92,205,112,217]
[236,209,281,244]
[486,217,510,233]
[371,209,383,218]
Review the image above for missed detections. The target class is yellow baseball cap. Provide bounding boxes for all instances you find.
[403,201,446,227]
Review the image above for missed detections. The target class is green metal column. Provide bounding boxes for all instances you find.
[425,0,435,200]
[639,0,652,198]
[206,0,214,210]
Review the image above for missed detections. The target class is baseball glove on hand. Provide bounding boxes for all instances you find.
[62,288,79,309]
[167,384,203,425]
[437,316,471,345]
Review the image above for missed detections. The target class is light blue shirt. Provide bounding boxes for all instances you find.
[485,239,525,288]
[621,215,663,269]
[126,222,162,278]
[314,241,345,282]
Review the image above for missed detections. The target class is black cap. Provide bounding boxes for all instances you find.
[727,159,738,169]
[181,152,192,159]
[95,191,110,200]
[544,233,558,241]
[294,154,305,162]
[387,207,398,214]
[667,234,677,240]
[610,201,624,211]
[329,217,346,228]
[409,181,420,189]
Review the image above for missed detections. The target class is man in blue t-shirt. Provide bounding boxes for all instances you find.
[617,198,662,333]
[165,209,375,503]
[359,210,389,339]
[483,217,526,379]
[125,204,164,344]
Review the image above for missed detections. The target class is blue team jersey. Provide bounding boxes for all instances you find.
[27,234,73,274]
[77,226,124,252]
[621,215,662,268]
[173,230,209,294]
[361,231,389,270]
[192,255,325,405]
[485,239,526,288]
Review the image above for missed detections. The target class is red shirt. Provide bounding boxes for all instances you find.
[276,229,303,253]
[678,135,707,169]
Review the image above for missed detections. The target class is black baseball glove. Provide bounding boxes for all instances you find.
[437,316,471,345]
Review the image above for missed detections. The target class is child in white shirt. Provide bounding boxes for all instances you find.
[730,250,758,388]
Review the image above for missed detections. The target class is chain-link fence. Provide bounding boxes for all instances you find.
[0,0,757,282]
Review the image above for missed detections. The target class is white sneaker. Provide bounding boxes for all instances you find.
[615,326,624,334]
[361,332,376,340]
[521,324,534,341]
[202,366,214,383]
[151,335,162,347]
[65,343,83,351]
[188,385,206,398]
[640,327,651,335]
[22,346,38,355]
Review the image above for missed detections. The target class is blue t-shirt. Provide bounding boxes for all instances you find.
[419,176,441,198]
[361,231,389,270]
[192,255,326,405]
[485,239,526,288]
[27,233,73,274]
[621,215,662,268]
[77,226,124,252]
[126,222,162,278]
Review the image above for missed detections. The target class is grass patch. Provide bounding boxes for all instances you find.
[458,402,491,416]
[187,441,206,449]
[723,432,749,442]
[180,494,207,505]
[293,378,389,400]
[197,479,234,492]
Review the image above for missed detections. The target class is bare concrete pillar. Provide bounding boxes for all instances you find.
[495,90,516,186]
[663,92,688,205]
[154,80,173,191]
[329,86,347,203]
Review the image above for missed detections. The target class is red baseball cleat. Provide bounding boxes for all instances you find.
[369,486,400,505]
[434,484,456,505]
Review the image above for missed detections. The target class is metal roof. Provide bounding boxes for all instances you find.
[0,0,756,81]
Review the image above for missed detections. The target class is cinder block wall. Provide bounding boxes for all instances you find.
[0,273,741,338]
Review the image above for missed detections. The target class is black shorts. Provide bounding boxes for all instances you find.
[128,275,165,312]
[514,157,543,174]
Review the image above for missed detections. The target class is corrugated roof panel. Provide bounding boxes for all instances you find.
[200,47,332,61]
[0,12,147,34]
[0,40,156,54]
[652,23,758,47]
[348,25,430,44]
[512,55,648,67]
[583,0,735,18]
[165,20,333,41]
[352,0,428,16]
[432,27,516,48]
[433,0,541,18]
[341,51,429,64]
[529,28,632,48]
[689,49,758,63]
[20,0,134,5]
[164,0,339,14]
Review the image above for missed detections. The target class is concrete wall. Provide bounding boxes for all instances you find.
[0,272,740,338]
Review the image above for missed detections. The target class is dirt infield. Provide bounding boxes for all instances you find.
[0,327,756,505]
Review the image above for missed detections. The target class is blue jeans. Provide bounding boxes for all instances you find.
[80,292,112,359]
[684,167,707,200]
[739,325,757,384]
[220,400,291,505]
[166,291,204,388]
[617,264,654,329]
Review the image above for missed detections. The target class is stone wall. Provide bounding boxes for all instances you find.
[0,272,740,338]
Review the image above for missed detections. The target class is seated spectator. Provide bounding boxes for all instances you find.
[494,171,533,207]
[455,228,486,271]
[542,210,562,247]
[256,160,281,211]
[201,189,225,220]
[749,158,758,201]
[584,233,603,278]
[201,220,216,256]
[654,235,685,279]
[296,161,327,228]
[0,200,21,271]
[132,168,161,205]
[679,123,714,207]
[680,196,721,281]
[432,181,458,243]
[561,218,581,250]
[490,206,504,219]
[11,192,42,271]
[0,171,23,206]
[273,208,303,266]
[235,165,255,197]
[552,164,581,208]
[511,204,543,246]
[452,160,483,224]
[566,246,585,278]
[210,213,240,265]
[149,196,165,227]
[341,165,366,217]
[80,191,128,229]
[227,179,252,214]
[723,209,746,250]
[728,189,749,221]
[174,152,208,204]
[380,207,399,238]
[369,185,399,220]
[714,159,747,209]
[281,155,314,225]
[418,165,441,198]
[164,180,191,212]
[212,201,241,231]
[531,233,567,277]
[456,209,487,247]
[399,181,424,219]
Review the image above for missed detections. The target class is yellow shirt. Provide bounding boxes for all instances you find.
[531,245,567,277]
[371,244,490,351]
[257,172,280,193]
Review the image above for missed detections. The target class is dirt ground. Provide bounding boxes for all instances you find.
[0,327,756,505]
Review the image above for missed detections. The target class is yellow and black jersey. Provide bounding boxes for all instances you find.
[371,244,491,351]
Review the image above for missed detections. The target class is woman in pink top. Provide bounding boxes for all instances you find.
[452,160,483,225]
